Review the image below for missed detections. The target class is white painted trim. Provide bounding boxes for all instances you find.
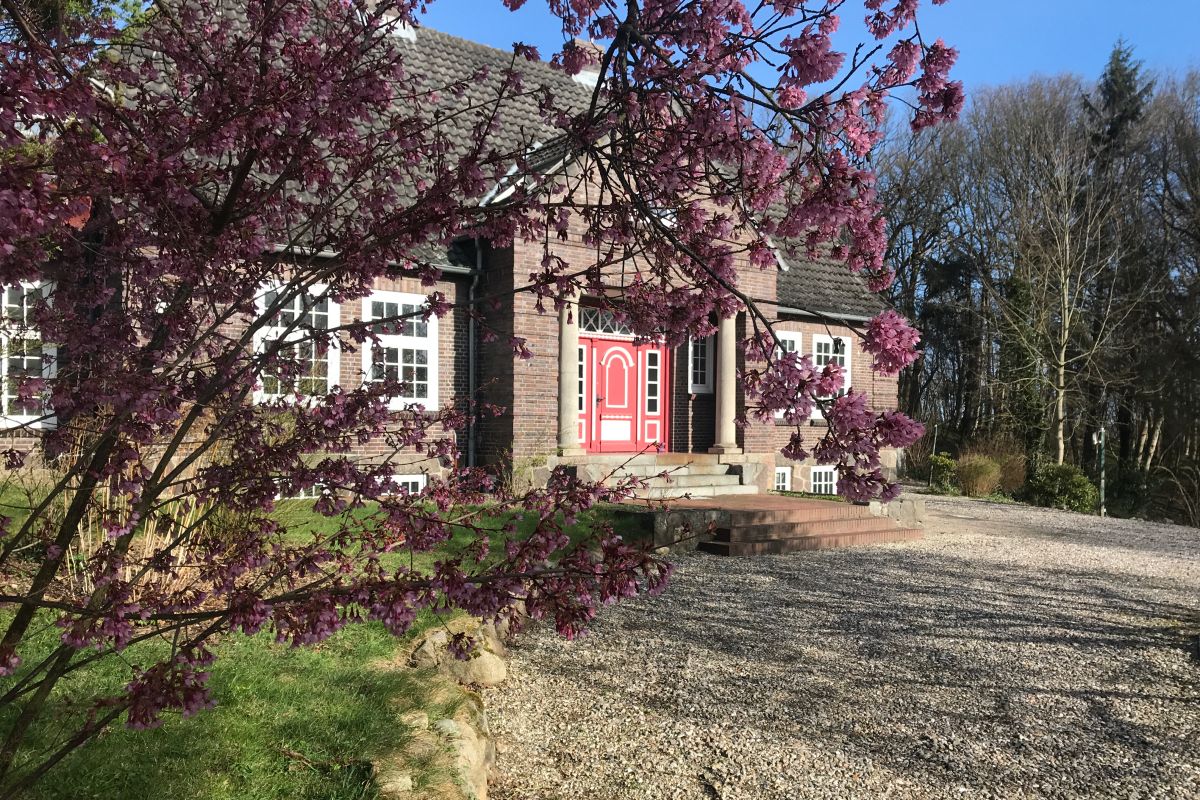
[777,305,876,323]
[0,281,56,430]
[811,333,851,418]
[645,349,661,415]
[774,331,802,420]
[810,465,837,495]
[253,283,341,404]
[688,335,714,394]
[773,466,792,492]
[360,290,440,412]
[386,473,427,495]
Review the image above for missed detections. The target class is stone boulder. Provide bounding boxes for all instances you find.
[409,617,508,688]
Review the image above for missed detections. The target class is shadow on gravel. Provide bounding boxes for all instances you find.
[567,545,1200,797]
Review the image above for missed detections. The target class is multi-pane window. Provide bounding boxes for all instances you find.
[577,346,586,414]
[257,286,340,400]
[580,307,633,336]
[646,351,660,414]
[1,283,52,423]
[688,335,713,393]
[386,473,427,495]
[777,331,802,357]
[362,291,438,410]
[774,332,802,419]
[773,466,792,492]
[810,466,837,495]
[812,334,851,416]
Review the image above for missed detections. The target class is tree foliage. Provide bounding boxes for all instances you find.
[878,43,1200,519]
[0,0,955,791]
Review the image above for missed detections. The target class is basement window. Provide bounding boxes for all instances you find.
[810,466,837,496]
[773,466,792,492]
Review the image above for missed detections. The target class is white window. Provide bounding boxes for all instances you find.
[255,285,340,401]
[774,331,802,419]
[280,483,331,501]
[577,345,586,414]
[810,466,837,495]
[688,335,713,393]
[777,331,802,356]
[773,466,792,492]
[811,334,851,417]
[646,350,660,414]
[385,473,427,494]
[1,283,54,427]
[361,291,438,410]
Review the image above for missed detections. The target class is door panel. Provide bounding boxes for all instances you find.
[579,336,670,453]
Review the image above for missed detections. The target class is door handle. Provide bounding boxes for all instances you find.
[595,396,603,405]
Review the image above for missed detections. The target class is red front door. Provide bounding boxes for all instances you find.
[579,337,669,453]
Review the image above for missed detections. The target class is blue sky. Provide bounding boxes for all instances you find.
[417,0,1200,91]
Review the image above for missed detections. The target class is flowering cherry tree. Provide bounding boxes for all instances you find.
[0,0,957,790]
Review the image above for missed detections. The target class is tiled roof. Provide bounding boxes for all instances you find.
[387,25,882,315]
[399,26,594,163]
[775,251,883,320]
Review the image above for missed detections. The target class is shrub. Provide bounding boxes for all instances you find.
[1026,463,1099,513]
[962,436,1027,495]
[956,454,1001,497]
[995,452,1027,494]
[929,452,957,494]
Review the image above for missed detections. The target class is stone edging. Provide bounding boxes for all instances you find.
[375,617,511,800]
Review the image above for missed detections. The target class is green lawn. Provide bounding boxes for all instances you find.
[12,622,458,800]
[1,498,645,799]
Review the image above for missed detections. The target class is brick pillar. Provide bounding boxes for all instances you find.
[709,312,741,454]
[558,296,584,456]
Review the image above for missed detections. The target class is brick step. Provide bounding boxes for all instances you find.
[636,484,760,499]
[716,516,905,542]
[725,503,874,526]
[699,527,923,556]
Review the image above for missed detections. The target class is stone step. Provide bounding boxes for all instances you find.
[716,516,905,542]
[699,527,922,556]
[635,484,760,499]
[568,453,723,467]
[641,473,742,489]
[612,463,735,478]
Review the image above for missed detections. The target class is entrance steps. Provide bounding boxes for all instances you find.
[576,453,760,499]
[691,496,922,556]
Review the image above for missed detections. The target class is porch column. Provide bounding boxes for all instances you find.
[709,312,742,454]
[557,294,585,456]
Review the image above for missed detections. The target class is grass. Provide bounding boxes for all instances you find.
[2,495,644,800]
[773,490,846,502]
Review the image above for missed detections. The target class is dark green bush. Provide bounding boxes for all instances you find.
[1026,463,1098,513]
[929,452,957,494]
[956,454,1001,497]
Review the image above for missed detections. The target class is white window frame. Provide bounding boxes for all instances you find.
[688,335,714,394]
[773,466,792,492]
[774,331,803,420]
[811,333,851,418]
[253,284,341,403]
[810,466,837,496]
[385,473,427,495]
[360,290,439,411]
[645,350,661,414]
[1,282,56,429]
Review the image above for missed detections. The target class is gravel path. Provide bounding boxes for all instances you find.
[485,497,1200,800]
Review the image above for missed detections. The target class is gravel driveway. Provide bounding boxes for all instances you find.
[485,497,1200,800]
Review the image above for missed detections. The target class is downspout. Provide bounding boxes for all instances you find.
[467,237,482,468]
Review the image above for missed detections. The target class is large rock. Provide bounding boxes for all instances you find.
[409,617,508,688]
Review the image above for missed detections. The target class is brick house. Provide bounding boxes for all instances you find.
[2,25,901,499]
